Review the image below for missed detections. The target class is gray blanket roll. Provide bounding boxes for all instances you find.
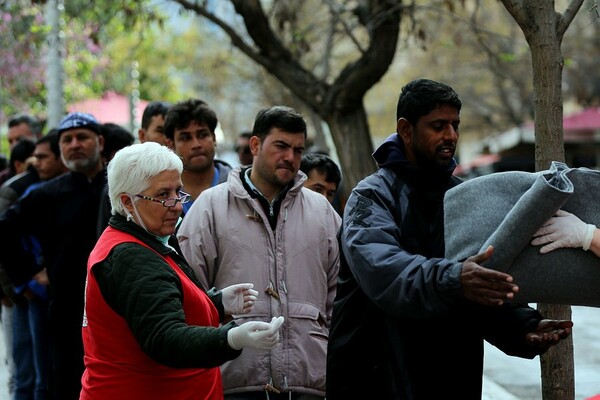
[444,161,600,307]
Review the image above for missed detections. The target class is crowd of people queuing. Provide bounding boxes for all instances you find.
[0,78,585,400]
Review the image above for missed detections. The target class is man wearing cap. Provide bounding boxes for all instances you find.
[0,112,106,400]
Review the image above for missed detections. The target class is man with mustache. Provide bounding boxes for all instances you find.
[164,98,231,216]
[178,106,341,399]
[326,78,573,400]
[0,112,106,400]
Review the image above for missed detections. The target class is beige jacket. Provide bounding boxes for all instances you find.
[177,167,341,396]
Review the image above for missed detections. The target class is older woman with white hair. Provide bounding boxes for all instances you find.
[80,142,283,400]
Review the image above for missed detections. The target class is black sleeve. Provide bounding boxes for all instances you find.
[0,197,43,286]
[207,287,225,321]
[93,244,241,368]
[96,186,111,239]
[478,302,543,359]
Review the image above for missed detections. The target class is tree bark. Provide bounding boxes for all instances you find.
[325,105,377,201]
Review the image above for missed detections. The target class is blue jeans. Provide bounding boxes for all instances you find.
[13,296,49,400]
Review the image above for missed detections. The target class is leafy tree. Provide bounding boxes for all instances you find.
[0,0,164,130]
[0,1,48,119]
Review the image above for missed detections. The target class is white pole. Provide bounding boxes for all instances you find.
[46,0,65,129]
[129,61,140,134]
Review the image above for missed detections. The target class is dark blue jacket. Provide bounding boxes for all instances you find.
[326,134,544,399]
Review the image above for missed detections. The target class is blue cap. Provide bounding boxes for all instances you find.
[57,112,101,137]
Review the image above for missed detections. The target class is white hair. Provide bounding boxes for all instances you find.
[108,142,183,216]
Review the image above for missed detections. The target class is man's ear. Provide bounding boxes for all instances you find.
[166,138,174,150]
[397,118,413,145]
[249,136,261,156]
[97,135,105,152]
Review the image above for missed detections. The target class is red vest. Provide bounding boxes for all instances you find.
[81,227,222,400]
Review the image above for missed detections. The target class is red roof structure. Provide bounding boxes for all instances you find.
[563,107,600,131]
[562,107,600,142]
[67,91,148,128]
[457,107,600,176]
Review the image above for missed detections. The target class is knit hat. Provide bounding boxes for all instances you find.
[57,112,101,137]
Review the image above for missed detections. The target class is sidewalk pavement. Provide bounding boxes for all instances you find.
[1,306,599,399]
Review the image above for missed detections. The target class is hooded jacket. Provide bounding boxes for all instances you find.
[326,134,544,400]
[177,166,341,396]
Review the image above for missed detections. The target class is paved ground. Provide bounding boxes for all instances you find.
[1,305,599,399]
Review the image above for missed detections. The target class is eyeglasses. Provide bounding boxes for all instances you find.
[134,191,191,207]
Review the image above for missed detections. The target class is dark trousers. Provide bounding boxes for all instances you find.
[225,393,323,400]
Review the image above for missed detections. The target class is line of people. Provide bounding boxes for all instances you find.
[0,100,343,400]
[0,78,585,400]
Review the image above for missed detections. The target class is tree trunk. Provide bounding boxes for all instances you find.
[531,34,574,400]
[506,1,581,398]
[325,105,377,201]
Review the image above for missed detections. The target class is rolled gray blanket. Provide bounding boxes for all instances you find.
[444,161,600,307]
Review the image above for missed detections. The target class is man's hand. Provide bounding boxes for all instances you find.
[525,319,573,350]
[461,246,519,306]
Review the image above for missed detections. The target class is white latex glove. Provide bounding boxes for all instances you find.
[531,210,596,253]
[221,283,258,315]
[227,316,285,351]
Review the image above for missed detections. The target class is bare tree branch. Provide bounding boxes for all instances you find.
[172,0,259,58]
[323,0,367,53]
[501,0,528,28]
[327,0,401,111]
[558,0,586,36]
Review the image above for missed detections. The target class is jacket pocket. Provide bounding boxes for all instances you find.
[288,302,328,340]
[286,302,327,390]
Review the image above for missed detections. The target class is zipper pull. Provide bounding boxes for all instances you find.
[246,211,262,223]
[264,383,281,394]
[265,286,280,299]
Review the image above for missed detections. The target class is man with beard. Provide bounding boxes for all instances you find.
[325,79,573,400]
[177,106,340,399]
[0,112,106,400]
[164,98,231,217]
